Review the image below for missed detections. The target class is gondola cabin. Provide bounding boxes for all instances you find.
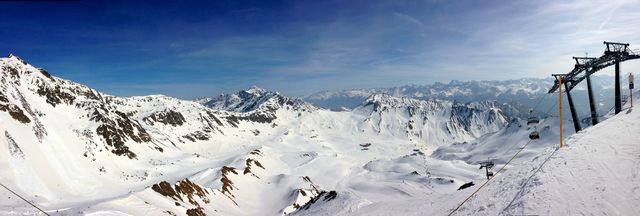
[529,131,540,139]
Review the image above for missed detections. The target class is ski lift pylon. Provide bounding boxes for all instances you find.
[479,160,495,180]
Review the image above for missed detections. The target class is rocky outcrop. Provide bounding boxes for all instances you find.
[5,131,25,159]
[151,179,211,207]
[143,109,186,126]
[92,109,152,159]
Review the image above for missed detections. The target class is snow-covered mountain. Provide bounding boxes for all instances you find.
[201,86,314,113]
[304,77,618,122]
[0,55,516,215]
[1,55,636,216]
[352,94,509,145]
[306,78,551,107]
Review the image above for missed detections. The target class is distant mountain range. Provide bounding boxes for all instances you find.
[303,76,620,123]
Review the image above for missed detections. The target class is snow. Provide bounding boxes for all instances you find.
[0,55,638,216]
[295,92,639,216]
[455,99,640,215]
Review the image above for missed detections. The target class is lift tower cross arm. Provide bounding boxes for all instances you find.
[604,41,630,54]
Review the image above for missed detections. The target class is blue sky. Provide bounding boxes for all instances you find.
[1,0,639,98]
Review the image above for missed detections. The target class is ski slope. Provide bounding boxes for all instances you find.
[455,98,640,216]
[294,95,640,216]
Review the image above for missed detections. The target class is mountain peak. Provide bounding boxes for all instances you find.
[245,85,268,95]
[4,53,29,66]
[1,54,55,84]
[237,85,272,99]
[202,86,315,113]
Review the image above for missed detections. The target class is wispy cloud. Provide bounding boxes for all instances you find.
[5,0,640,97]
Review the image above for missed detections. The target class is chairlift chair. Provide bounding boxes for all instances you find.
[479,160,495,180]
[487,171,494,178]
[527,109,540,125]
[529,131,540,140]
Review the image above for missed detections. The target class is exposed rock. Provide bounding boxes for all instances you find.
[3,65,20,81]
[243,158,265,178]
[186,207,206,216]
[37,68,53,80]
[0,104,30,123]
[182,131,210,142]
[295,190,338,212]
[152,181,182,201]
[96,124,137,159]
[92,109,153,159]
[0,92,7,103]
[203,111,224,126]
[16,90,47,141]
[220,166,238,198]
[249,149,262,156]
[175,179,210,206]
[5,131,24,158]
[143,110,186,126]
[36,84,75,107]
[224,112,277,126]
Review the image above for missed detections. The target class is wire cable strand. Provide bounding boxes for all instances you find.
[0,182,50,216]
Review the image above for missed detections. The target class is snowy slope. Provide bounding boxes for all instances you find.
[293,92,638,216]
[454,96,640,216]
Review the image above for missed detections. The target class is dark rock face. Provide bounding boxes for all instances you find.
[37,68,53,80]
[0,103,30,123]
[3,65,20,81]
[175,179,210,206]
[151,179,210,207]
[202,111,224,127]
[96,124,137,159]
[92,108,152,159]
[36,84,75,107]
[144,110,186,126]
[152,181,181,200]
[0,92,7,103]
[182,131,210,142]
[5,131,25,158]
[243,158,265,177]
[0,81,31,123]
[186,207,206,216]
[224,111,277,127]
[220,166,238,198]
[296,190,339,212]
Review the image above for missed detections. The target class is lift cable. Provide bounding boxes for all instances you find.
[0,182,51,216]
[448,89,635,215]
[446,134,538,216]
[447,94,558,216]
